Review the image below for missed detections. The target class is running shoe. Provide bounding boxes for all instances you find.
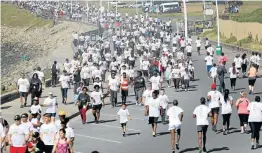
[256,142,260,148]
[223,130,226,135]
[152,132,156,137]
[198,148,202,153]
[251,145,255,150]
[203,147,207,153]
[176,143,179,150]
[171,149,175,153]
[123,132,126,137]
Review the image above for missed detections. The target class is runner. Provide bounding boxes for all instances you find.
[59,70,70,104]
[52,129,74,153]
[150,71,161,93]
[204,52,213,78]
[248,96,262,150]
[159,89,169,123]
[120,72,129,104]
[228,63,239,91]
[133,71,146,106]
[207,83,223,132]
[195,37,201,55]
[29,73,42,105]
[220,89,233,135]
[236,91,250,133]
[91,85,104,123]
[193,97,212,153]
[8,115,29,153]
[167,100,184,153]
[172,64,181,92]
[145,90,161,137]
[247,64,258,94]
[76,87,90,124]
[108,71,120,108]
[43,92,58,122]
[209,63,217,84]
[17,73,30,108]
[117,104,132,137]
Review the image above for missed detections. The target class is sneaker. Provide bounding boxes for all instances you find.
[136,102,138,106]
[24,103,27,107]
[172,149,175,153]
[122,132,125,137]
[203,147,207,153]
[111,106,114,108]
[249,91,252,94]
[20,105,24,108]
[251,145,255,150]
[223,130,226,135]
[152,132,156,137]
[199,148,202,153]
[176,143,180,150]
[139,103,142,107]
[256,142,260,148]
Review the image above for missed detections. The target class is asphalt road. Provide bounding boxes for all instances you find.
[69,37,262,153]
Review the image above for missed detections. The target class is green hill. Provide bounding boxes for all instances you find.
[1,3,51,27]
[231,8,262,23]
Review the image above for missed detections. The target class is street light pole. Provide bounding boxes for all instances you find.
[136,0,138,15]
[70,0,72,14]
[215,0,220,46]
[183,0,188,39]
[203,0,206,21]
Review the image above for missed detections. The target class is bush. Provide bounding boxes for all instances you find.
[231,8,262,23]
[225,36,237,43]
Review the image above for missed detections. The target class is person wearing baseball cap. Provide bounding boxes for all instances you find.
[25,132,45,153]
[55,110,70,130]
[207,83,223,132]
[8,115,29,153]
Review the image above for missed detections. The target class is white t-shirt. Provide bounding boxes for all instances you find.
[109,78,119,91]
[186,46,192,53]
[142,61,150,70]
[35,71,44,82]
[17,78,30,92]
[248,102,262,122]
[193,105,211,126]
[159,95,169,109]
[172,68,180,78]
[8,124,29,147]
[167,106,183,126]
[146,97,161,117]
[21,121,33,133]
[30,118,42,133]
[65,127,75,139]
[44,97,57,114]
[207,47,214,55]
[0,124,5,139]
[209,67,217,78]
[59,75,70,88]
[207,90,223,108]
[150,76,161,90]
[195,40,201,47]
[40,123,57,145]
[117,108,130,123]
[234,57,243,68]
[205,56,213,65]
[64,62,72,73]
[81,66,91,79]
[228,67,239,78]
[91,91,103,105]
[143,89,153,106]
[220,96,233,114]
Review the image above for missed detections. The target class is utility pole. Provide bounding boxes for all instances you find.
[183,0,188,39]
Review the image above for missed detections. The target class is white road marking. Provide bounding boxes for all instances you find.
[75,134,122,144]
[90,123,142,132]
[101,113,144,121]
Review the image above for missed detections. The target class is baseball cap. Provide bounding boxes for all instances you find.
[211,83,216,89]
[21,113,28,118]
[59,110,66,116]
[14,115,21,120]
[49,92,53,95]
[33,97,38,101]
[27,142,34,148]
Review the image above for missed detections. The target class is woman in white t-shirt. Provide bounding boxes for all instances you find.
[172,64,181,92]
[220,89,233,135]
[228,63,239,91]
[247,96,262,149]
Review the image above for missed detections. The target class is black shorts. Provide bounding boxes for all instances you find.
[143,70,149,77]
[211,107,220,115]
[248,78,256,86]
[197,47,200,51]
[149,117,158,124]
[121,90,128,96]
[19,92,28,97]
[121,123,127,127]
[92,104,102,111]
[187,52,192,57]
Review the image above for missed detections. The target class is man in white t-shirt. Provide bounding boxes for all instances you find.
[108,72,120,108]
[150,72,161,92]
[17,73,30,108]
[193,97,212,153]
[43,92,58,122]
[167,100,184,153]
[195,37,201,55]
[186,44,193,58]
[207,45,214,57]
[91,85,105,123]
[40,113,57,153]
[59,70,70,103]
[145,90,161,137]
[8,115,29,153]
[207,83,223,132]
[204,52,213,77]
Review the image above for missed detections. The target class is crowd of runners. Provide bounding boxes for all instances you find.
[1,1,262,153]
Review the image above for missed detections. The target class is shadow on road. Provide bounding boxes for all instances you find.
[207,147,229,153]
[126,132,141,136]
[0,106,11,109]
[157,131,170,136]
[179,147,198,153]
[100,119,117,123]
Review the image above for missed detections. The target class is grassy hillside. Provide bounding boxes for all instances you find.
[231,8,262,23]
[1,4,51,27]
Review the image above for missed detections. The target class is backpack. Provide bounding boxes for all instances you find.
[52,64,57,74]
[217,66,223,75]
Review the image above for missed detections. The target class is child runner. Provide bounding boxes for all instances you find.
[117,104,132,137]
[159,89,169,123]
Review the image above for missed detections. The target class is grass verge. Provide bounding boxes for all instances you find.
[1,3,52,27]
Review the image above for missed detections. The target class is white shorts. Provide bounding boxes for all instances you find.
[168,124,181,131]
